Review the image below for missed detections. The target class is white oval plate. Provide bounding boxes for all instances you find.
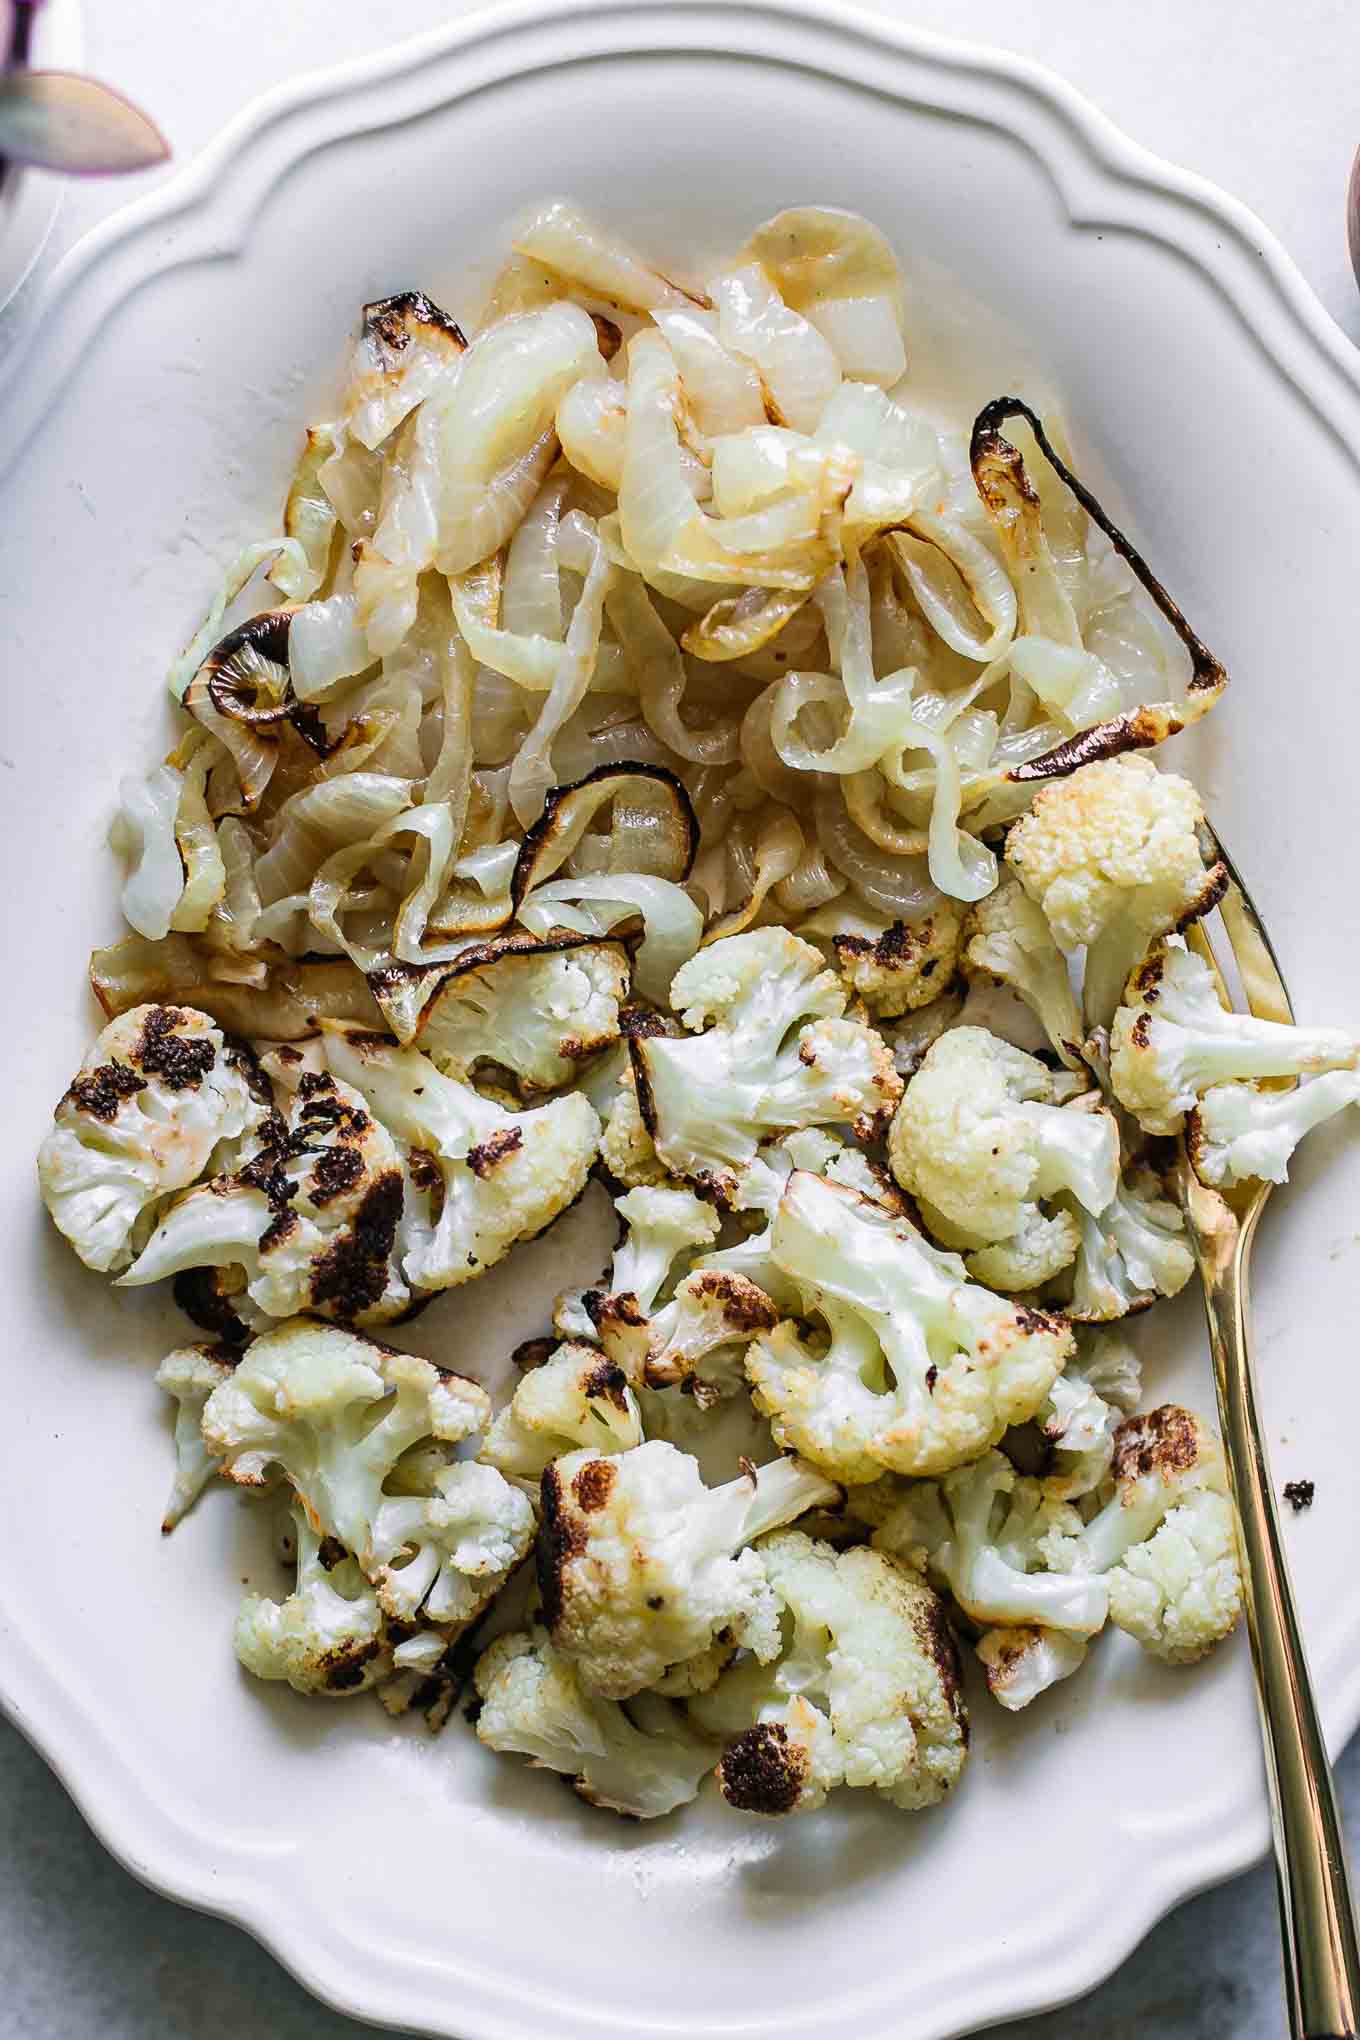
[4,5,1360,2037]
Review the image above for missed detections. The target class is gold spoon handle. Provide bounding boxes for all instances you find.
[1201,1225,1360,2038]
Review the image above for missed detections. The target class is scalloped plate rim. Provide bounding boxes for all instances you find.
[4,3,1360,2036]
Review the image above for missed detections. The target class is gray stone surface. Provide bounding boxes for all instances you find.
[4,2,1360,2034]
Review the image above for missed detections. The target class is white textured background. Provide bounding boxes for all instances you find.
[4,2,1359,2034]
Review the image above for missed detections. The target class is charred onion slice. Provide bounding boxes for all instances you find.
[90,935,382,1039]
[969,398,1228,780]
[681,586,810,664]
[347,290,467,450]
[412,930,630,1075]
[510,763,699,906]
[182,611,296,809]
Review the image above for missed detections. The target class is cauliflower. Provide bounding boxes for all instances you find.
[234,1501,391,1698]
[867,1452,1110,1636]
[1065,1163,1194,1321]
[480,1342,643,1489]
[582,1182,777,1400]
[365,1458,535,1627]
[415,937,629,1092]
[538,1440,839,1698]
[1189,1071,1360,1187]
[639,1269,781,1406]
[322,1020,600,1289]
[888,1028,1119,1246]
[745,1170,1074,1480]
[974,1626,1088,1712]
[1034,1329,1142,1499]
[119,1069,410,1325]
[599,1065,666,1187]
[155,1341,237,1531]
[200,1318,490,1563]
[631,929,902,1207]
[690,1535,968,1815]
[1047,1405,1244,1663]
[474,1628,720,1818]
[38,1005,269,1274]
[965,1206,1082,1295]
[1005,756,1227,1026]
[826,903,963,1019]
[1110,937,1359,1137]
[962,871,1086,1070]
[879,984,967,1078]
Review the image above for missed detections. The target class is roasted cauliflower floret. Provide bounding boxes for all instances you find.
[1064,1163,1194,1321]
[632,929,902,1207]
[1005,755,1226,1025]
[867,1452,1110,1637]
[474,1628,720,1819]
[1033,1329,1142,1500]
[964,1205,1082,1295]
[155,1340,237,1531]
[746,1170,1073,1482]
[962,871,1085,1070]
[415,938,629,1091]
[38,1005,268,1274]
[119,1069,409,1324]
[974,1625,1088,1712]
[599,1064,666,1186]
[888,1028,1118,1246]
[538,1440,839,1699]
[480,1342,643,1489]
[1189,1071,1360,1187]
[827,903,963,1019]
[234,1500,391,1699]
[200,1317,490,1564]
[365,1458,535,1627]
[1047,1405,1244,1663]
[1111,937,1359,1137]
[322,1020,600,1289]
[690,1534,968,1814]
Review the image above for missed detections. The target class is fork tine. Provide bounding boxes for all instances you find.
[1196,820,1295,1025]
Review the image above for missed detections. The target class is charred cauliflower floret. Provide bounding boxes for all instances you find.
[631,928,902,1207]
[827,903,963,1020]
[888,1027,1118,1251]
[1190,1071,1360,1188]
[415,937,629,1091]
[599,1064,666,1186]
[962,871,1086,1070]
[690,1534,969,1815]
[365,1458,535,1628]
[322,1020,600,1289]
[1032,1329,1143,1501]
[474,1628,721,1819]
[974,1625,1089,1713]
[537,1440,839,1699]
[234,1499,391,1699]
[480,1342,643,1490]
[119,1070,410,1325]
[746,1170,1073,1481]
[582,1183,777,1400]
[1046,1405,1244,1664]
[1005,755,1226,1026]
[1110,937,1359,1138]
[38,1005,269,1274]
[155,1340,237,1531]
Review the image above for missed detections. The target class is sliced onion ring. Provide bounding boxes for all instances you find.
[89,936,382,1039]
[970,397,1228,780]
[510,763,699,905]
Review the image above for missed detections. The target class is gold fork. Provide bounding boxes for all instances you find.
[1171,824,1360,2039]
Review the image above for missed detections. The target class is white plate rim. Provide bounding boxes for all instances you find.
[4,4,1360,2035]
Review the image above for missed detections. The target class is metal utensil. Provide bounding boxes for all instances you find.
[1170,823,1360,2039]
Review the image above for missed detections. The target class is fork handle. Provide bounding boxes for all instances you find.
[1202,1231,1360,2039]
